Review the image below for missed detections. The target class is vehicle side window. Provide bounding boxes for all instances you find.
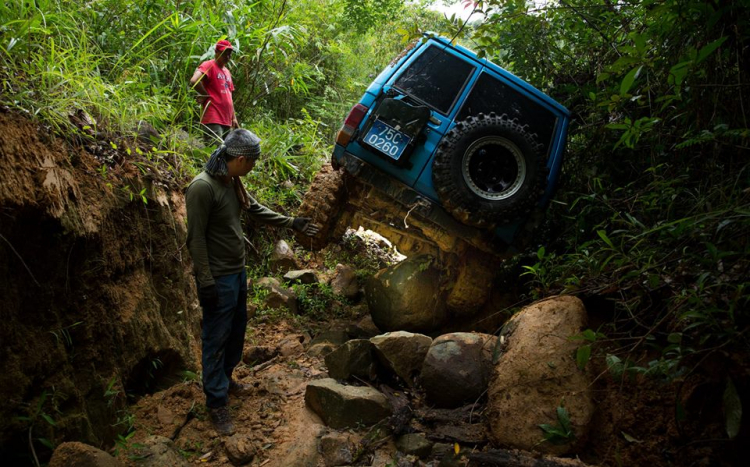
[394,45,475,115]
[458,72,557,157]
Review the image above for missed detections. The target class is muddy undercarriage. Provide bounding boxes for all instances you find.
[295,160,514,315]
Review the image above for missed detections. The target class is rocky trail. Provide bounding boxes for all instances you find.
[62,298,594,467]
[47,283,726,467]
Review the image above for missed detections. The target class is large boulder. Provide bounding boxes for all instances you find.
[420,332,497,408]
[305,379,392,429]
[487,296,593,455]
[364,255,447,332]
[370,331,432,387]
[325,339,377,382]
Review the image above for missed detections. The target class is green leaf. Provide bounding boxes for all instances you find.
[669,61,691,86]
[539,423,558,434]
[41,413,57,427]
[38,438,55,449]
[605,123,630,130]
[570,329,597,342]
[539,423,570,444]
[557,405,572,433]
[606,354,623,377]
[621,431,642,443]
[576,345,592,370]
[697,36,727,63]
[36,392,48,414]
[581,329,598,342]
[610,56,639,70]
[723,379,742,439]
[620,66,642,95]
[632,34,646,54]
[707,8,724,29]
[597,230,615,249]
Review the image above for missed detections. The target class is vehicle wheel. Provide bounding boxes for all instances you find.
[293,163,346,250]
[432,113,546,228]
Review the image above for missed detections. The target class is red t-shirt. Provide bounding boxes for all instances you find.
[197,60,235,126]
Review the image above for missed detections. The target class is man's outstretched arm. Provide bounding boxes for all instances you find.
[245,193,319,236]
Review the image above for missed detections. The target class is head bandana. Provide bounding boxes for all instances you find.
[203,129,261,177]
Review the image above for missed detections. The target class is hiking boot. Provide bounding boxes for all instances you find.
[228,379,253,397]
[208,406,235,436]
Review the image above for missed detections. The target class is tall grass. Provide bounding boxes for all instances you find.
[0,0,442,196]
[0,1,198,135]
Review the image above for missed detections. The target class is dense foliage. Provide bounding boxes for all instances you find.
[458,0,749,386]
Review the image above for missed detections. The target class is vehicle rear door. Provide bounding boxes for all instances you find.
[353,41,479,193]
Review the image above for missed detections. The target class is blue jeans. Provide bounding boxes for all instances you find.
[199,270,247,408]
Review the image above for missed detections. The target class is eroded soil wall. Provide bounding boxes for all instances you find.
[0,112,201,460]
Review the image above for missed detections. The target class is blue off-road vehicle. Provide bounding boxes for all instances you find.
[296,34,570,313]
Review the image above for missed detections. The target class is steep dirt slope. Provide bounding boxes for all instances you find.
[0,111,201,461]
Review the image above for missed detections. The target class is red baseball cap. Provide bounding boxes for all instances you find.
[215,40,234,52]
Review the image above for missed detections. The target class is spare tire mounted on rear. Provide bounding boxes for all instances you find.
[432,113,546,228]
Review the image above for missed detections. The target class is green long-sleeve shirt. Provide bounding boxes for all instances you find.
[186,171,293,286]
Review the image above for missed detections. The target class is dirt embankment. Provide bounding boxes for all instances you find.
[0,111,201,461]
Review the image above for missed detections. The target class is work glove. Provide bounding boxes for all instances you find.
[292,217,321,237]
[198,284,219,310]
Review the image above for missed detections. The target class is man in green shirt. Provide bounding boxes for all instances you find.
[186,129,318,435]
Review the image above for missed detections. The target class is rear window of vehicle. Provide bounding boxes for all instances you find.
[393,45,475,115]
[457,72,557,157]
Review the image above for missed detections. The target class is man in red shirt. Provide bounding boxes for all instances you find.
[190,39,240,142]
